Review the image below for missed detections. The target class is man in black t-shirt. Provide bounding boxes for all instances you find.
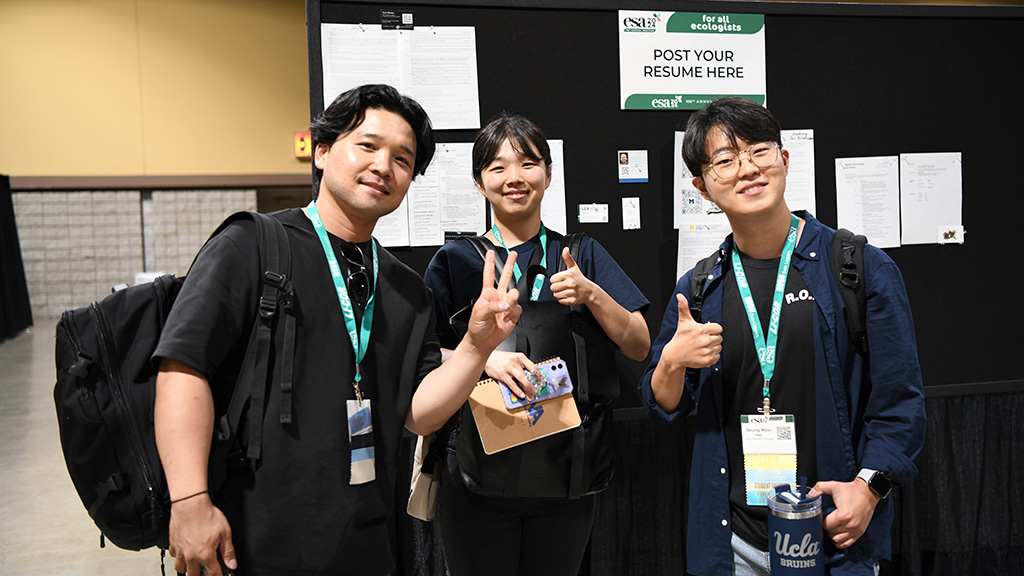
[721,252,816,551]
[153,85,523,576]
[640,98,925,576]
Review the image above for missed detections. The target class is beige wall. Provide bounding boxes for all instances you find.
[0,0,310,178]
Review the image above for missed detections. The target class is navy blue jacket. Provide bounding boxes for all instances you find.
[639,211,926,576]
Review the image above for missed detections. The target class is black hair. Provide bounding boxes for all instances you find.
[681,97,782,178]
[472,112,552,186]
[310,84,436,179]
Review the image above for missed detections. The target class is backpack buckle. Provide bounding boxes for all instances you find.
[839,267,859,290]
[259,272,287,318]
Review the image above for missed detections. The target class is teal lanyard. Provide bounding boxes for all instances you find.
[731,214,799,414]
[491,224,547,301]
[305,201,378,402]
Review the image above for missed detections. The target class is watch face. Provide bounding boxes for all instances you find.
[870,472,892,498]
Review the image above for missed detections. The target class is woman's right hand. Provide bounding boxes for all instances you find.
[485,351,539,400]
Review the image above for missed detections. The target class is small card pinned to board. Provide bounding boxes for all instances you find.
[380,10,414,30]
[468,357,581,455]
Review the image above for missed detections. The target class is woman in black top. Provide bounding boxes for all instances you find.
[423,113,650,576]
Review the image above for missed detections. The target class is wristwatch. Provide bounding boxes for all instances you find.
[856,468,892,499]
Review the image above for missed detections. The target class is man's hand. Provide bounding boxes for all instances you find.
[550,248,594,306]
[648,294,722,413]
[168,493,237,576]
[811,479,881,549]
[464,250,522,353]
[661,294,722,370]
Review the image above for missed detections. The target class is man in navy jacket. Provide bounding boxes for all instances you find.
[640,97,925,576]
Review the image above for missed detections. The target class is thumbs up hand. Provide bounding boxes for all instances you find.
[661,294,722,370]
[550,247,594,307]
[562,248,578,270]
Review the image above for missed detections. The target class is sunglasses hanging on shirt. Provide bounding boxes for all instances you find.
[338,242,369,307]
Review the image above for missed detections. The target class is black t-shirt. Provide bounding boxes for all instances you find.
[721,250,817,551]
[154,208,439,576]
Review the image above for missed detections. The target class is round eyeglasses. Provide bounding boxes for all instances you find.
[701,142,781,180]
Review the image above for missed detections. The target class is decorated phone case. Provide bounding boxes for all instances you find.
[498,357,574,411]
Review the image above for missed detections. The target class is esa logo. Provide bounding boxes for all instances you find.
[623,14,659,30]
[652,95,684,108]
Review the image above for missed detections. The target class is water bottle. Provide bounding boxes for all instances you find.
[767,483,825,575]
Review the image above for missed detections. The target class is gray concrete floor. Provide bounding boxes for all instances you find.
[0,322,162,574]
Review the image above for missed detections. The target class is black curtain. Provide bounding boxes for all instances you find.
[0,174,33,341]
[395,391,1024,576]
[891,392,1024,576]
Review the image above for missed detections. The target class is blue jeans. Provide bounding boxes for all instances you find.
[732,532,771,576]
[732,532,881,576]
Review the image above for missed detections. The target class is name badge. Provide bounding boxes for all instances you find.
[740,414,797,506]
[347,399,376,485]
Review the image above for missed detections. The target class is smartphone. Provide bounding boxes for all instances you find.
[499,359,573,410]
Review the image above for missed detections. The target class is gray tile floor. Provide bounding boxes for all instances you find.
[1,322,163,574]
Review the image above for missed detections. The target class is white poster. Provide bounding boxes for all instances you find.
[780,129,816,215]
[900,152,964,245]
[321,24,480,130]
[677,220,732,281]
[672,131,720,229]
[541,140,568,235]
[672,130,730,278]
[435,144,485,236]
[619,11,766,110]
[835,156,901,248]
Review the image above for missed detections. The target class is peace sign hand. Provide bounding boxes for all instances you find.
[465,250,522,354]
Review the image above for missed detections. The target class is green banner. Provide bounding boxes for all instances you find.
[623,93,766,110]
[666,13,764,35]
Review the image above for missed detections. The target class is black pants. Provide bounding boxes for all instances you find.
[437,452,597,576]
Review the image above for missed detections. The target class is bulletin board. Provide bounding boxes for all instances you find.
[307,0,1024,394]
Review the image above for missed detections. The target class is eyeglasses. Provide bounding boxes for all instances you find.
[701,142,781,180]
[338,243,369,306]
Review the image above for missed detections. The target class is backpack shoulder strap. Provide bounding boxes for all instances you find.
[831,228,868,354]
[556,232,592,408]
[689,248,723,324]
[253,212,299,428]
[459,235,505,283]
[558,232,585,273]
[207,212,296,465]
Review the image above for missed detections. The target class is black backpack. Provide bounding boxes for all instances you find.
[688,228,869,353]
[53,211,296,551]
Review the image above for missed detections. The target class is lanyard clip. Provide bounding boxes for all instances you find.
[353,365,364,405]
[758,380,773,414]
